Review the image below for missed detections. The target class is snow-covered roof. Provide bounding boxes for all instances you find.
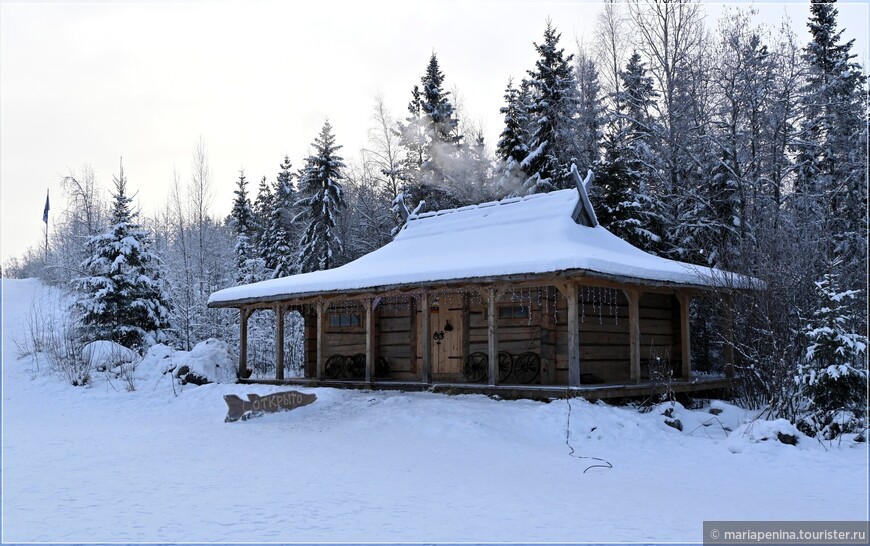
[209,188,753,307]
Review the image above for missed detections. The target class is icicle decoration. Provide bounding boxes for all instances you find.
[613,288,619,325]
[527,287,533,325]
[553,285,559,323]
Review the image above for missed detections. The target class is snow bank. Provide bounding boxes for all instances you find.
[81,340,138,371]
[3,279,866,543]
[723,418,804,453]
[138,339,237,385]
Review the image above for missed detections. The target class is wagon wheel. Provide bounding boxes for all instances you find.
[347,353,366,379]
[375,356,390,378]
[463,352,488,383]
[324,355,345,379]
[498,351,513,383]
[514,352,540,384]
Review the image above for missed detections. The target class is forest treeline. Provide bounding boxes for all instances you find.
[4,1,867,439]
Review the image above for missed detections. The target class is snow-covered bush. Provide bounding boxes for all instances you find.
[139,339,238,386]
[82,340,141,391]
[795,271,867,439]
[723,418,803,453]
[13,288,94,386]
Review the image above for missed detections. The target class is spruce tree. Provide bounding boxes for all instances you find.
[398,86,426,184]
[797,260,868,439]
[297,120,346,272]
[396,53,465,210]
[252,175,272,240]
[496,78,531,194]
[574,51,603,171]
[74,162,171,350]
[229,170,265,283]
[522,21,580,193]
[595,52,661,250]
[793,0,868,310]
[266,155,298,278]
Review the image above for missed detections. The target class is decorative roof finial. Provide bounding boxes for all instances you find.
[570,164,598,228]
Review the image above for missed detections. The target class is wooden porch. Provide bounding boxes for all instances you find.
[238,375,732,402]
[229,277,737,399]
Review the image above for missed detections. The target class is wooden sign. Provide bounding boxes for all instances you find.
[224,391,316,422]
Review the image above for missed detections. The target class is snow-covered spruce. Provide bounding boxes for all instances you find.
[522,22,582,194]
[73,163,171,352]
[296,119,347,273]
[796,267,868,439]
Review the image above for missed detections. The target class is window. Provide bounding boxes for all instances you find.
[328,312,361,328]
[498,305,529,320]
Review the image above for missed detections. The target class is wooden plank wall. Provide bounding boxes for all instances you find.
[639,292,678,378]
[322,303,368,362]
[298,287,678,385]
[468,288,554,384]
[299,296,421,381]
[304,308,317,378]
[548,288,679,384]
[549,286,630,384]
[378,298,418,381]
[577,287,630,384]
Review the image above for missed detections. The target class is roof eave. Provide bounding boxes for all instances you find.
[207,268,755,309]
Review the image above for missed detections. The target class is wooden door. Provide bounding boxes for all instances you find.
[428,294,465,380]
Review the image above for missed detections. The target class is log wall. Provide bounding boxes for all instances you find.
[299,285,681,385]
[639,292,680,378]
[378,298,419,381]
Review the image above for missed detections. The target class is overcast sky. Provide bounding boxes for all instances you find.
[2,0,868,264]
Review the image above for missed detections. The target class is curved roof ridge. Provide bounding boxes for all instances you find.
[408,190,561,222]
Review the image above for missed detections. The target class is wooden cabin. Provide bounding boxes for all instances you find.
[208,168,752,399]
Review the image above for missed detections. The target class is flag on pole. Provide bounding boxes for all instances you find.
[43,189,50,223]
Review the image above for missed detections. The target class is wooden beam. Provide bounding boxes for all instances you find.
[462,293,470,363]
[566,282,580,387]
[365,297,375,384]
[723,294,735,378]
[408,296,418,375]
[239,307,249,380]
[677,293,692,380]
[487,288,499,386]
[421,291,431,384]
[540,292,555,385]
[275,305,285,381]
[316,301,325,381]
[623,288,641,384]
[207,269,724,309]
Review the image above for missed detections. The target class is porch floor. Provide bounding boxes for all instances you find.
[238,375,731,402]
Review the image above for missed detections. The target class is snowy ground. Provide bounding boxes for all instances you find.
[2,279,868,543]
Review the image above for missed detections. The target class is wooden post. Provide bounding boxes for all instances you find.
[723,294,735,378]
[677,293,692,380]
[365,297,375,384]
[275,305,285,381]
[624,288,641,384]
[540,290,555,385]
[566,282,580,387]
[462,293,470,363]
[408,296,418,375]
[239,307,249,380]
[316,301,325,381]
[487,288,499,386]
[421,291,431,384]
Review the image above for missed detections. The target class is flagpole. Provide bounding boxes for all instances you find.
[43,188,50,260]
